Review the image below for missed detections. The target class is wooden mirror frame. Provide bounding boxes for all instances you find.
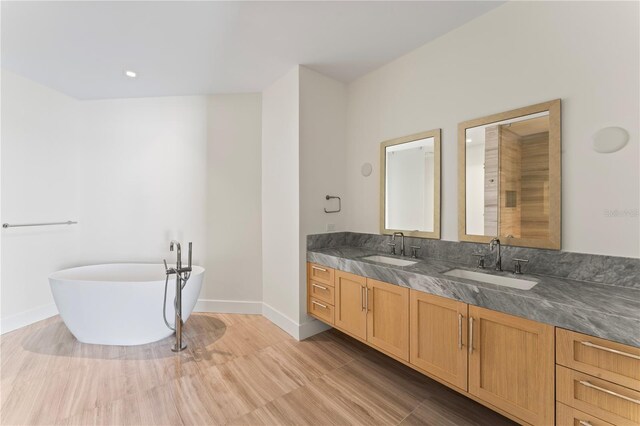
[457,100,561,249]
[380,129,441,239]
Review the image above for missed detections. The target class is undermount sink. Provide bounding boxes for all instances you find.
[361,255,417,267]
[444,269,537,290]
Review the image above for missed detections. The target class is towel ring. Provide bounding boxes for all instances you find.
[324,195,341,213]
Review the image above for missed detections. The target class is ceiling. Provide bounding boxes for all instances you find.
[1,1,503,100]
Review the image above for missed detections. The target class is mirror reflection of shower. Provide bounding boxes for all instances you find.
[163,240,193,352]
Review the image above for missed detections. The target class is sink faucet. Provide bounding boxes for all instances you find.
[393,232,405,256]
[489,238,502,271]
[170,240,192,274]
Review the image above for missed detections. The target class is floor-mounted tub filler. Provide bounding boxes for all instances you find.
[49,254,204,346]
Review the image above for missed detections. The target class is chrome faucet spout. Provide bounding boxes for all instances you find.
[169,240,182,269]
[489,238,502,271]
[392,232,405,256]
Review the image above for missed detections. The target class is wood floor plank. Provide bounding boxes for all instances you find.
[400,390,517,426]
[1,313,515,426]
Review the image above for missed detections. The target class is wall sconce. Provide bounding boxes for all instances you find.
[361,162,373,177]
[593,127,629,153]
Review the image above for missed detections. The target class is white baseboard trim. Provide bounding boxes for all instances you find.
[194,299,263,315]
[261,303,331,340]
[299,318,332,340]
[0,303,58,335]
[1,299,330,340]
[262,302,301,339]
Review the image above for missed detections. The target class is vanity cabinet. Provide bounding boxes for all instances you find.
[410,292,468,391]
[556,403,616,426]
[366,279,409,361]
[555,328,640,426]
[468,305,555,426]
[307,263,336,326]
[311,267,410,360]
[307,262,637,426]
[334,270,367,340]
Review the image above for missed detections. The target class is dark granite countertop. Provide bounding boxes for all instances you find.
[308,246,640,347]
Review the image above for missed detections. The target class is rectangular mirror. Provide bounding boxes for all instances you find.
[458,100,561,249]
[380,129,441,239]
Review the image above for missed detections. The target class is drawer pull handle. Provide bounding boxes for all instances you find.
[312,301,328,309]
[578,421,592,426]
[578,380,640,405]
[581,341,640,360]
[312,283,328,291]
[312,266,327,272]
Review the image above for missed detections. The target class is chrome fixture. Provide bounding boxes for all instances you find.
[489,238,502,271]
[471,253,486,269]
[393,232,405,256]
[2,220,78,229]
[324,195,341,213]
[410,246,420,259]
[163,240,193,352]
[580,341,640,360]
[578,380,640,405]
[387,240,396,255]
[512,258,529,275]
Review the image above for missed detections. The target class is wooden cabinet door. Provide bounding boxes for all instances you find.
[366,279,409,361]
[334,271,367,340]
[409,291,468,391]
[468,306,554,426]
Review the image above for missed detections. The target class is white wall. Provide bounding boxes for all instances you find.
[299,66,347,324]
[345,1,639,258]
[77,96,208,267]
[2,71,264,331]
[261,66,347,335]
[261,67,301,330]
[205,94,263,308]
[1,70,81,329]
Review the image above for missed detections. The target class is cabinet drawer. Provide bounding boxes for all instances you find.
[557,365,640,425]
[308,280,335,305]
[557,328,640,391]
[308,263,334,286]
[556,402,615,426]
[309,298,334,325]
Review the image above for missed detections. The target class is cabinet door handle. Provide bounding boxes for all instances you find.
[458,313,463,350]
[361,286,365,311]
[578,421,592,426]
[312,283,328,291]
[311,266,327,272]
[365,287,370,312]
[578,381,640,405]
[581,341,640,360]
[468,317,474,354]
[312,301,328,309]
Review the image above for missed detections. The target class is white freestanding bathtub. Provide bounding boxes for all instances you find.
[49,263,204,346]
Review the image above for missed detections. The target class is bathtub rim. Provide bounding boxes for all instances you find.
[49,262,205,283]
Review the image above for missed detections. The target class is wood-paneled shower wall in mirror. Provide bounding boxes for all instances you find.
[458,100,561,250]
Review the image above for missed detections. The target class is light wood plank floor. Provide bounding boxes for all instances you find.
[1,313,515,425]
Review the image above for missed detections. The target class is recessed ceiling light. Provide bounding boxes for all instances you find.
[466,138,472,143]
[124,70,137,78]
